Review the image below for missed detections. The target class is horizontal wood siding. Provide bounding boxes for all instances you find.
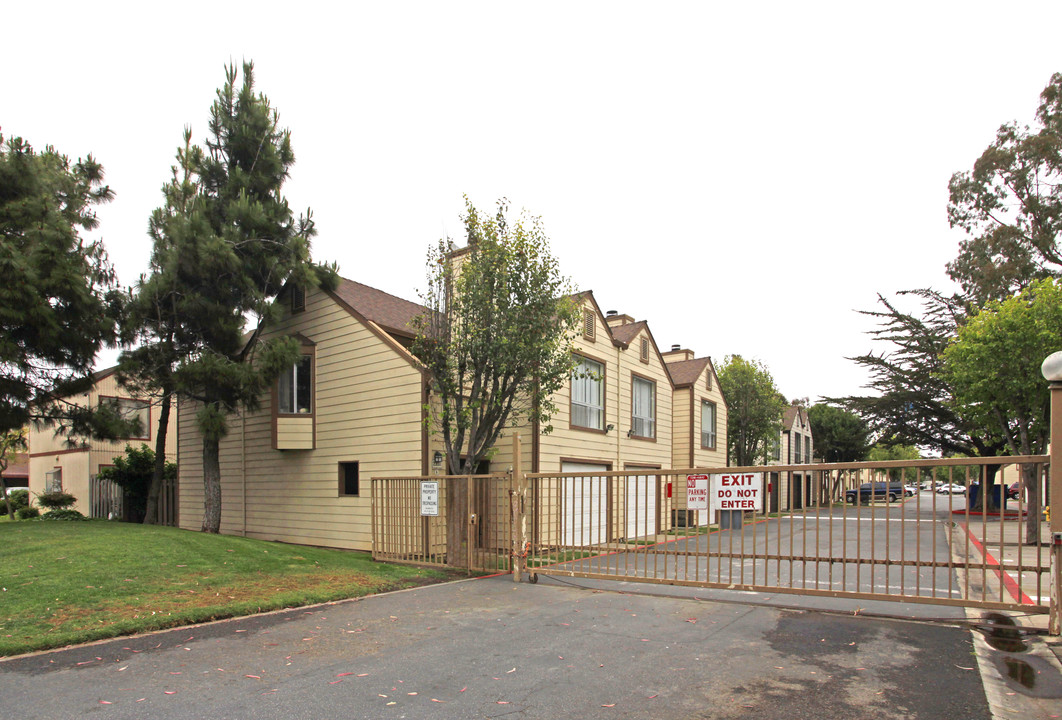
[177,286,424,550]
[29,370,177,513]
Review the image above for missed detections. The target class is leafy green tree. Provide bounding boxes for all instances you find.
[867,443,920,484]
[97,444,177,523]
[413,197,580,565]
[947,73,1062,305]
[943,278,1062,542]
[0,428,27,521]
[807,404,870,463]
[0,133,127,439]
[139,62,334,533]
[717,355,787,466]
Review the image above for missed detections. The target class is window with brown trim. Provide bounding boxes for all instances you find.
[339,461,360,496]
[100,396,151,440]
[631,375,655,439]
[278,355,313,414]
[571,355,604,430]
[583,309,595,340]
[701,400,716,449]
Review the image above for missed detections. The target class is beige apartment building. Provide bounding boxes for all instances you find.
[28,367,177,516]
[176,274,729,552]
[764,402,815,512]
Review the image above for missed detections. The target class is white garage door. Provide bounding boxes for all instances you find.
[561,462,609,546]
[623,469,659,540]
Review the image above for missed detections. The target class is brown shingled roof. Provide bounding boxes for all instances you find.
[783,405,806,430]
[1,452,28,480]
[609,320,646,347]
[666,357,711,387]
[331,277,428,338]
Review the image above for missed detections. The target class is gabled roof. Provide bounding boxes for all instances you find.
[332,277,428,339]
[783,405,808,431]
[667,357,712,387]
[609,320,647,348]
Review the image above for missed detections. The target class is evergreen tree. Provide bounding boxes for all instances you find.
[0,133,126,438]
[134,62,334,533]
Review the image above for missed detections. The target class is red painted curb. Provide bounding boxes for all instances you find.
[959,522,1035,605]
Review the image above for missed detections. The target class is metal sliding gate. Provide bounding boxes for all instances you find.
[525,457,1053,614]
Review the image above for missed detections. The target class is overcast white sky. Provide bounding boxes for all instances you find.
[5,1,1062,403]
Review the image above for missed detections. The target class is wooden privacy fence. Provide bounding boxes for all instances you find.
[88,474,179,526]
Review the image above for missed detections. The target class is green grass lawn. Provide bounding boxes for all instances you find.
[0,520,459,657]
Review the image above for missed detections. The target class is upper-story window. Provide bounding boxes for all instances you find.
[101,396,150,439]
[571,355,603,430]
[701,400,716,449]
[804,435,811,464]
[631,375,655,439]
[278,355,313,414]
[639,338,650,363]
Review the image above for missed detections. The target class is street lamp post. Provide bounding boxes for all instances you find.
[1041,351,1062,635]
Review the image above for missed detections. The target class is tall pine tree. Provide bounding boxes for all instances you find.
[130,62,334,533]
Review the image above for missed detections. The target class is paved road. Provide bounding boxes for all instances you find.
[0,575,995,720]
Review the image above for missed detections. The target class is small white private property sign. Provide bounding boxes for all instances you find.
[711,473,763,511]
[420,481,439,516]
[686,474,710,510]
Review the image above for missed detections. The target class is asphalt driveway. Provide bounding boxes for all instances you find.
[0,573,999,720]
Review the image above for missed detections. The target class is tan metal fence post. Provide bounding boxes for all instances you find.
[1043,352,1062,635]
[512,433,525,582]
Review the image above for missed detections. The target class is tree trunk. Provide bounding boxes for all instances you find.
[143,390,172,525]
[201,432,222,533]
[0,474,13,521]
[446,476,468,568]
[977,464,1001,513]
[1023,463,1040,545]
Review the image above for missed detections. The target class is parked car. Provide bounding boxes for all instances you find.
[845,482,905,504]
[936,483,965,494]
[1007,482,1021,500]
[903,484,918,497]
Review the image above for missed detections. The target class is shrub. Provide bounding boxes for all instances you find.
[16,506,40,519]
[7,489,29,511]
[39,508,86,521]
[36,491,77,510]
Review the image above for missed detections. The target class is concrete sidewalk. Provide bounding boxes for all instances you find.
[0,574,1023,720]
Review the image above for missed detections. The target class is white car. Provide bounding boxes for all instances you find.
[903,484,918,496]
[936,483,966,494]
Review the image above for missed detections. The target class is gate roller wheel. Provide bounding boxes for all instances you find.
[529,573,539,584]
